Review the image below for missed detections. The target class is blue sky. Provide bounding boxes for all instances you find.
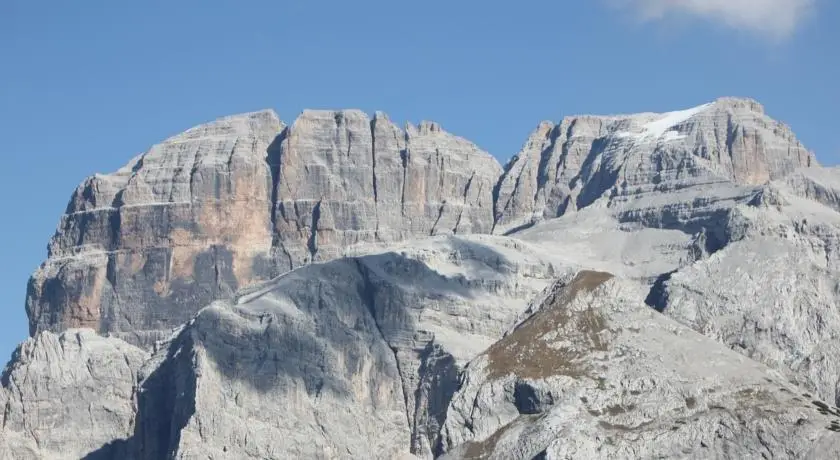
[0,0,837,359]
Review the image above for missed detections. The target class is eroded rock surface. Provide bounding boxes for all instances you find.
[493,97,814,234]
[654,178,840,407]
[271,110,501,268]
[0,330,146,460]
[439,272,840,459]
[27,110,502,349]
[27,110,285,348]
[76,235,553,459]
[10,98,840,460]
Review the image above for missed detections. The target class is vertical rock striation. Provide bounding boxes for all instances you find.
[27,110,284,348]
[493,97,815,234]
[270,111,501,268]
[26,109,502,348]
[24,97,816,354]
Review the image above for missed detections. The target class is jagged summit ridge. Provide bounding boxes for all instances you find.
[493,97,814,233]
[27,107,502,347]
[26,98,813,349]
[6,97,840,459]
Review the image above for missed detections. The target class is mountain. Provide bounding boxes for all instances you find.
[439,272,840,459]
[5,97,840,459]
[26,109,502,349]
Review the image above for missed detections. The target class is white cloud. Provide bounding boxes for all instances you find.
[611,0,815,39]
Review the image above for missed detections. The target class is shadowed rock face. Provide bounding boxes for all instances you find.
[72,235,556,459]
[26,98,814,348]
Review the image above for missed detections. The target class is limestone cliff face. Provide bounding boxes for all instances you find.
[270,110,501,268]
[27,110,283,347]
[493,97,815,234]
[26,109,502,347]
[25,98,814,348]
[8,96,840,460]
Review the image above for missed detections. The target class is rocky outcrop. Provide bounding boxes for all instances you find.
[50,235,551,459]
[27,110,502,349]
[493,97,815,234]
[0,330,146,460]
[27,98,813,348]
[781,166,840,212]
[652,179,840,407]
[439,272,840,459]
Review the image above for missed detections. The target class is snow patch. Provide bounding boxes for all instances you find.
[643,103,712,138]
[615,102,713,143]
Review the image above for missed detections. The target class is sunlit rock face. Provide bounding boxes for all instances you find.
[13,98,840,459]
[26,109,501,349]
[493,97,814,234]
[0,330,147,460]
[439,273,840,460]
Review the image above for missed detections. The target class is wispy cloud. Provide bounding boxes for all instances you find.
[610,0,815,40]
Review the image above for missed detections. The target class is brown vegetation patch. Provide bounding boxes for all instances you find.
[598,419,654,432]
[462,415,541,459]
[485,271,614,380]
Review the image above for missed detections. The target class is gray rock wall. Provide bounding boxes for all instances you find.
[493,97,815,234]
[0,330,146,460]
[27,110,502,348]
[28,98,814,348]
[440,273,840,459]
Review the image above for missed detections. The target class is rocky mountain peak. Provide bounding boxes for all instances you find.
[9,97,840,459]
[27,106,502,347]
[24,97,816,350]
[713,95,765,113]
[492,97,815,234]
[414,120,443,135]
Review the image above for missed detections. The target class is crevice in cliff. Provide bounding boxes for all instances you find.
[534,124,560,206]
[353,259,414,440]
[265,129,288,239]
[501,221,536,236]
[400,139,409,217]
[492,157,525,234]
[645,269,676,312]
[101,255,120,334]
[725,114,739,170]
[462,172,476,203]
[307,200,322,261]
[453,173,477,234]
[413,342,459,457]
[430,203,446,236]
[369,119,380,237]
